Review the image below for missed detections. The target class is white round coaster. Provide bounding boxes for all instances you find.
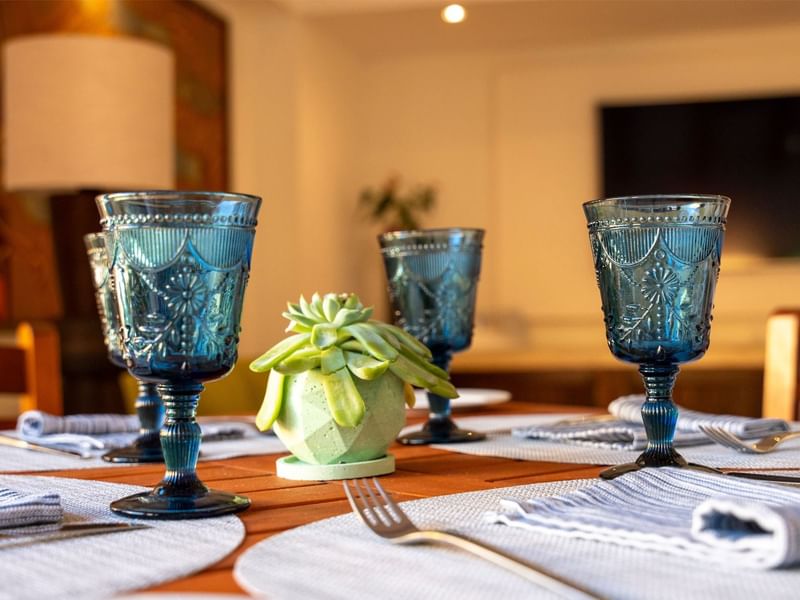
[233,479,800,600]
[276,454,395,481]
[0,475,245,600]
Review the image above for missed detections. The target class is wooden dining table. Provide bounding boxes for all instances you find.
[36,402,608,596]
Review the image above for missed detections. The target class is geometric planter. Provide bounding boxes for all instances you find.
[273,370,406,480]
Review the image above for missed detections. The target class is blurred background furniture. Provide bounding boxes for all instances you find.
[452,353,763,417]
[762,309,800,421]
[0,1,227,414]
[0,321,62,428]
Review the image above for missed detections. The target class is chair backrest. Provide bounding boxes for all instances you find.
[0,321,62,425]
[762,309,800,421]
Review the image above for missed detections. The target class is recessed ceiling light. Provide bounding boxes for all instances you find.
[441,4,467,24]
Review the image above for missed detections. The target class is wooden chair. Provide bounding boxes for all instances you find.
[0,321,63,427]
[762,309,800,421]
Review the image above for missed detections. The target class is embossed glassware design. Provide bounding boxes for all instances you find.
[379,228,485,445]
[583,195,730,479]
[84,232,164,464]
[97,191,261,519]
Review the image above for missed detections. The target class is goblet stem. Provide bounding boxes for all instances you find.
[426,351,454,419]
[637,364,686,468]
[110,381,250,519]
[601,363,721,479]
[399,350,487,445]
[156,382,206,497]
[102,381,164,463]
[138,382,165,439]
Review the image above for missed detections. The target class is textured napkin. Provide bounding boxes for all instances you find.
[0,487,62,529]
[15,411,256,456]
[610,395,790,438]
[488,468,800,570]
[512,395,790,451]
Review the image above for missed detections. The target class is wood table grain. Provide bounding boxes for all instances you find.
[41,402,604,595]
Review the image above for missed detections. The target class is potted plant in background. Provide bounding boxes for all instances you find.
[359,177,437,231]
[250,292,457,480]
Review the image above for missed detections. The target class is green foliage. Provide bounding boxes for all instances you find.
[359,177,436,230]
[250,293,457,430]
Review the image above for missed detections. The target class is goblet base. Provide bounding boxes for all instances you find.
[102,437,163,463]
[600,459,721,480]
[110,489,250,520]
[398,417,486,445]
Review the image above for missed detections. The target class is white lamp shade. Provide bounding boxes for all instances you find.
[3,34,175,191]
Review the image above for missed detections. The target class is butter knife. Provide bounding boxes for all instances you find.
[0,522,149,549]
[726,471,800,486]
[0,434,90,458]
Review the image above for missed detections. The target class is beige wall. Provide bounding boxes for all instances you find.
[353,24,800,364]
[206,0,800,365]
[201,0,363,358]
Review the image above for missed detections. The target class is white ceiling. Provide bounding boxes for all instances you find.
[279,0,448,14]
[278,0,800,57]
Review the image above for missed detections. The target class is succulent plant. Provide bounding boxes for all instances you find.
[250,292,457,430]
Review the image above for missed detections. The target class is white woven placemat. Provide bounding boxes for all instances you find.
[0,434,286,473]
[0,475,244,600]
[401,414,800,469]
[234,477,800,600]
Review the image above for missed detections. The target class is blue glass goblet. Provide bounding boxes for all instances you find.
[379,228,485,445]
[97,191,260,519]
[583,195,730,479]
[85,233,164,464]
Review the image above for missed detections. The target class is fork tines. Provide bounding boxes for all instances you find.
[698,425,750,453]
[343,478,409,532]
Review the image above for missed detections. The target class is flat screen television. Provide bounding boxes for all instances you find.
[601,95,800,258]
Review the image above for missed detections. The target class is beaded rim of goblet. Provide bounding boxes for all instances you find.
[583,194,730,231]
[378,227,484,256]
[97,190,261,229]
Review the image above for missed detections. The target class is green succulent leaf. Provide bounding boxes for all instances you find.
[341,322,398,361]
[311,323,339,350]
[310,293,325,320]
[397,344,449,379]
[403,382,416,408]
[428,378,458,399]
[387,354,439,389]
[321,368,366,427]
[340,340,366,353]
[343,294,361,310]
[377,325,402,350]
[282,311,316,328]
[255,369,284,431]
[345,351,390,380]
[250,333,311,372]
[274,350,321,374]
[322,295,341,322]
[321,347,346,375]
[374,322,432,358]
[332,308,367,328]
[299,295,314,319]
[286,321,311,334]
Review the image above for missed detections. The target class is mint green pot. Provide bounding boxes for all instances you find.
[273,370,406,465]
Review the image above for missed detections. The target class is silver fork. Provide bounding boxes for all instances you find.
[698,425,800,454]
[343,478,601,600]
